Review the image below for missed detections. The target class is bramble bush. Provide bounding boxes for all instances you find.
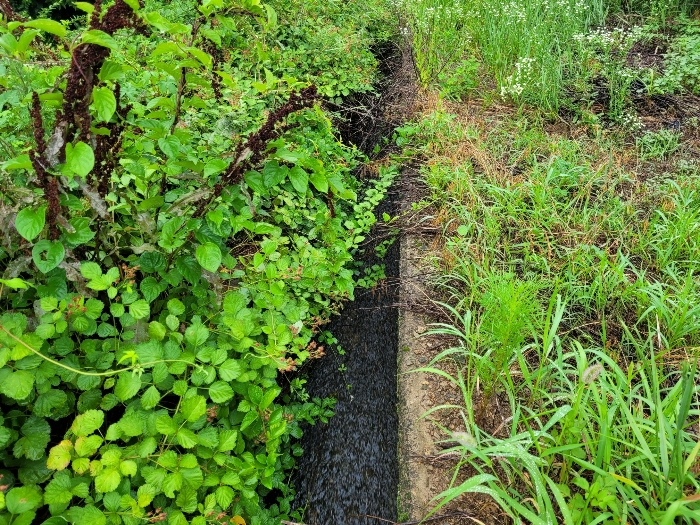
[0,1,396,524]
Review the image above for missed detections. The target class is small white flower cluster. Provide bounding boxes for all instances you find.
[500,56,536,99]
[573,25,644,54]
[619,111,643,131]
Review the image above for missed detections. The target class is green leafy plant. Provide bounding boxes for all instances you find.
[0,0,397,523]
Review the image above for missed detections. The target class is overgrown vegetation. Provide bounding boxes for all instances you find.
[398,0,700,522]
[0,0,395,523]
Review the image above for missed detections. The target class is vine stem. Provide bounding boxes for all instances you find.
[0,324,194,377]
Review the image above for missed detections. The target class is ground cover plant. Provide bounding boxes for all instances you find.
[396,0,700,522]
[0,0,396,524]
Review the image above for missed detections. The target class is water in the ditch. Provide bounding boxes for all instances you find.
[291,42,408,525]
[291,205,400,525]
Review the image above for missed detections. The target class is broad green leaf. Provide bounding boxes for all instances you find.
[80,261,102,280]
[219,359,242,381]
[177,428,198,448]
[289,166,309,194]
[75,2,95,14]
[32,240,65,273]
[81,30,118,50]
[65,141,95,177]
[263,161,287,187]
[92,86,117,122]
[71,409,104,437]
[195,242,222,272]
[98,60,123,82]
[15,206,46,241]
[5,486,42,514]
[95,468,121,492]
[23,19,66,37]
[141,385,161,409]
[203,158,229,178]
[175,255,201,284]
[0,369,34,399]
[309,171,329,192]
[47,439,73,470]
[3,154,32,170]
[158,135,180,158]
[74,435,103,457]
[65,217,95,245]
[181,395,206,422]
[114,372,141,401]
[129,299,150,320]
[209,381,233,403]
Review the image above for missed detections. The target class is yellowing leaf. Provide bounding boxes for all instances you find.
[231,517,246,525]
[47,440,73,470]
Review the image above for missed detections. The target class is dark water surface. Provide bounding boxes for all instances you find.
[292,212,400,524]
[292,40,409,525]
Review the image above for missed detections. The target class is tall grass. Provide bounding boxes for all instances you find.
[402,0,700,110]
[402,99,700,522]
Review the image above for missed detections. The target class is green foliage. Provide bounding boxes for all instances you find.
[400,95,700,523]
[637,129,681,160]
[0,0,394,523]
[649,19,700,95]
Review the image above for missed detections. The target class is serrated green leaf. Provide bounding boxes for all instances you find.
[120,459,137,477]
[218,359,242,381]
[80,261,102,280]
[44,472,73,505]
[47,439,73,470]
[181,395,206,422]
[208,381,234,403]
[185,323,208,346]
[167,298,185,316]
[0,369,34,399]
[141,385,161,410]
[140,277,163,302]
[114,372,141,401]
[13,416,50,460]
[95,468,121,492]
[74,434,103,457]
[240,410,258,432]
[129,299,150,320]
[177,427,198,448]
[5,486,42,514]
[71,409,104,437]
[155,415,178,435]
